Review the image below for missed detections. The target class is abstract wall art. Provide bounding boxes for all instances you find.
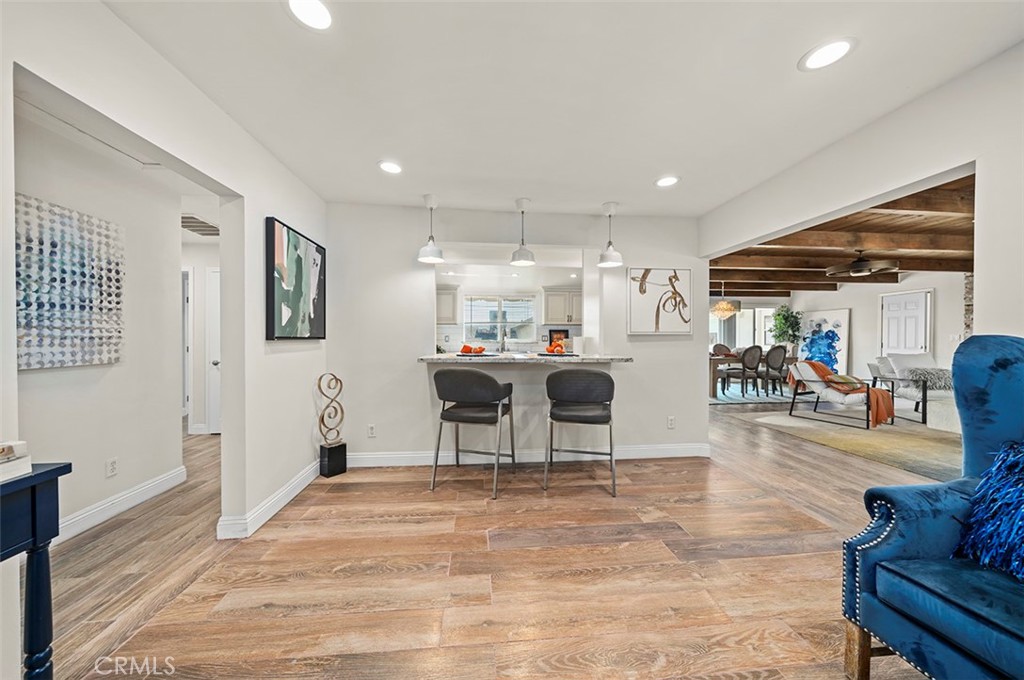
[799,309,850,374]
[265,217,326,340]
[15,193,125,370]
[627,267,692,335]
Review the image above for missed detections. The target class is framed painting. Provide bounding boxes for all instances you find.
[627,268,692,335]
[798,309,850,374]
[15,193,125,369]
[265,217,326,340]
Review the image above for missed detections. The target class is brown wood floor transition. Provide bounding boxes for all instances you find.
[44,405,934,679]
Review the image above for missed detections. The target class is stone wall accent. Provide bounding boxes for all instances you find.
[963,273,974,338]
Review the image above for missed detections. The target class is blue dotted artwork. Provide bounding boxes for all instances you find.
[798,310,850,375]
[15,193,125,370]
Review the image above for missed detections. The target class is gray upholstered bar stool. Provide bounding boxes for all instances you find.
[430,368,516,500]
[542,368,616,496]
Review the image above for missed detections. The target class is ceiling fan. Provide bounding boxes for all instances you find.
[825,250,900,278]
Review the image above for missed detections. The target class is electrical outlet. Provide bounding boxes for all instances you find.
[105,457,119,478]
[666,416,676,430]
[367,424,377,438]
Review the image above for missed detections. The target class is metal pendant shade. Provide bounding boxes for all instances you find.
[417,194,445,264]
[825,250,899,278]
[597,201,624,268]
[510,198,536,267]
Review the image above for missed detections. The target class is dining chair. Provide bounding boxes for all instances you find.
[758,344,789,395]
[430,368,516,499]
[724,345,763,397]
[712,343,732,356]
[542,369,616,497]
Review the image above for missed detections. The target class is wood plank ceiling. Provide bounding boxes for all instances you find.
[709,175,975,298]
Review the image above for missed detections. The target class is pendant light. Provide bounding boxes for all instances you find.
[417,194,444,264]
[825,249,900,278]
[597,201,624,268]
[710,281,738,320]
[509,197,536,267]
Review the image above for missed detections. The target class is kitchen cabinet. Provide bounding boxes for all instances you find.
[436,287,458,325]
[543,290,583,325]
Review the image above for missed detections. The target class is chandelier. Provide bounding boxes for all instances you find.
[710,281,738,320]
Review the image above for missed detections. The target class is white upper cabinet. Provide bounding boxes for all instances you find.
[543,289,583,325]
[436,287,458,325]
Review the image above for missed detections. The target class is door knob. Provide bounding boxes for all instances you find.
[212,360,221,366]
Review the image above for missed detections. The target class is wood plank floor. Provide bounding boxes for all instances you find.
[46,405,935,679]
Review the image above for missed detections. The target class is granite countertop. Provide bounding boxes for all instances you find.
[419,353,633,364]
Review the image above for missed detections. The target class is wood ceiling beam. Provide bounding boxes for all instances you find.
[711,269,900,283]
[707,281,838,292]
[710,290,790,298]
[866,189,973,216]
[709,255,973,272]
[764,232,973,251]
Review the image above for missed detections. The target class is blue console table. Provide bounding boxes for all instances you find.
[1,462,72,680]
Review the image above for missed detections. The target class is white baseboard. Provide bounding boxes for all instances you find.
[187,423,209,435]
[345,442,709,468]
[216,460,318,540]
[55,465,187,545]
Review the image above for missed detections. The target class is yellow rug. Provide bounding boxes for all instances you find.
[729,410,963,482]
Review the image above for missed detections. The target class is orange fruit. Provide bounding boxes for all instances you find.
[461,344,473,354]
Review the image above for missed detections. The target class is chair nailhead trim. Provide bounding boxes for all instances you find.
[841,500,936,679]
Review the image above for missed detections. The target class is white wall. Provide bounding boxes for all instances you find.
[0,1,328,529]
[1,5,328,671]
[181,242,220,433]
[790,272,965,378]
[15,116,184,517]
[699,43,1024,338]
[328,203,709,460]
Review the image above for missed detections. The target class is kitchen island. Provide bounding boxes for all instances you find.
[418,353,632,364]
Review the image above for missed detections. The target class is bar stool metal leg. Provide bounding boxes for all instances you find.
[608,421,616,497]
[492,407,503,500]
[430,419,444,491]
[543,418,553,490]
[454,424,460,467]
[508,401,517,473]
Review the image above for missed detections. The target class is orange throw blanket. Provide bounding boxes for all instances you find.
[789,360,894,428]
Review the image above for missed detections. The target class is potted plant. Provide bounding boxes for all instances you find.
[771,305,804,355]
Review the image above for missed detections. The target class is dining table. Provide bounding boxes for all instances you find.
[709,354,798,399]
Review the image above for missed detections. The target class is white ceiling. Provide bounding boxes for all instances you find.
[106,1,1023,217]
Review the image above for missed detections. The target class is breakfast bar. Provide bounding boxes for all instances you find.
[418,353,633,365]
[419,353,632,456]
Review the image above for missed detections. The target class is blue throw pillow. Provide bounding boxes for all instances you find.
[954,441,1024,581]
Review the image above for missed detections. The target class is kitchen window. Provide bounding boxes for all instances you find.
[464,296,537,344]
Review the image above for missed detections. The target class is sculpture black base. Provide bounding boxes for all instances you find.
[320,442,347,477]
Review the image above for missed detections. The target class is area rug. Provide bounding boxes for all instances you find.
[709,383,793,405]
[727,410,963,482]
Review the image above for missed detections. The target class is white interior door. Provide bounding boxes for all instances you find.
[881,290,931,355]
[206,269,222,435]
[181,270,189,417]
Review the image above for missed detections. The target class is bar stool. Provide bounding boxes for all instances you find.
[542,368,616,496]
[430,368,516,500]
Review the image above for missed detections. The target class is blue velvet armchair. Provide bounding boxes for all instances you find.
[843,334,1024,679]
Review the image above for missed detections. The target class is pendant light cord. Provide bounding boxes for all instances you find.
[607,214,613,243]
[429,207,434,240]
[520,210,526,246]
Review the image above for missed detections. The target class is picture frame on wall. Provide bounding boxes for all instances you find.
[265,217,327,340]
[627,267,693,335]
[798,308,850,374]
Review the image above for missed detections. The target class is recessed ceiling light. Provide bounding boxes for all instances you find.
[570,273,578,279]
[511,273,519,277]
[444,271,456,276]
[378,160,402,174]
[655,176,679,188]
[798,39,856,71]
[287,0,332,30]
